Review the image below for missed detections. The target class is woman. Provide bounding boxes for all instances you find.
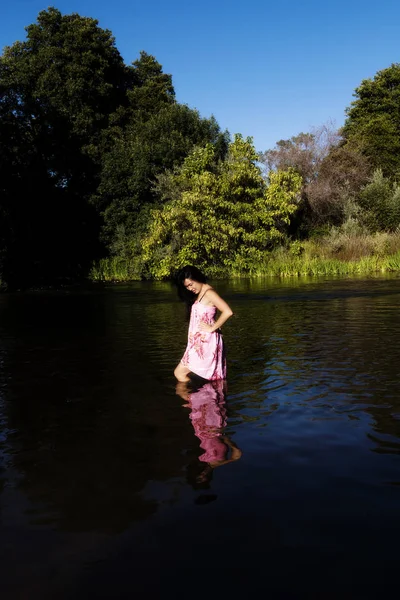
[174,265,233,382]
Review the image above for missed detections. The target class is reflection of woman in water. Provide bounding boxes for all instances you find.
[176,380,241,488]
[174,265,233,383]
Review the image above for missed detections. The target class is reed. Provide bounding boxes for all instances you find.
[89,257,133,282]
[89,235,400,282]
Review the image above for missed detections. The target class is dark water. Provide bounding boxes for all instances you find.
[1,276,400,598]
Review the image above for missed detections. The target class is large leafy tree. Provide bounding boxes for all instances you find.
[0,7,131,286]
[96,103,227,243]
[342,63,400,179]
[0,8,229,286]
[94,52,228,245]
[139,135,302,278]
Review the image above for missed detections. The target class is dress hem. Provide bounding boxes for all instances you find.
[180,362,226,382]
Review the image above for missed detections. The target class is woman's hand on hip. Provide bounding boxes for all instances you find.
[199,322,214,333]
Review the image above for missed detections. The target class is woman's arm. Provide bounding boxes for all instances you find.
[199,289,233,333]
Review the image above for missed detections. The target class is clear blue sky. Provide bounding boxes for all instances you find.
[2,0,399,151]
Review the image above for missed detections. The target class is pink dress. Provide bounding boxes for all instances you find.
[188,381,227,463]
[180,301,226,381]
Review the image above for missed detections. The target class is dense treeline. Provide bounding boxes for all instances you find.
[1,7,400,287]
[0,7,227,287]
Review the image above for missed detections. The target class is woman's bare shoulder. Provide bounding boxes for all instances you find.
[200,285,214,304]
[203,287,223,305]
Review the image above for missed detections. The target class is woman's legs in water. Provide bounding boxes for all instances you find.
[174,363,191,382]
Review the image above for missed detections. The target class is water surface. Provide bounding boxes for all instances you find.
[1,275,400,598]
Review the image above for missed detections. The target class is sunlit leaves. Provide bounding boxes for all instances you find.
[140,135,302,278]
[343,63,400,178]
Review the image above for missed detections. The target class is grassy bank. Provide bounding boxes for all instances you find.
[89,231,400,282]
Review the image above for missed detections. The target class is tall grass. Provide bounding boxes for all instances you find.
[89,231,400,282]
[306,228,400,262]
[90,250,400,282]
[89,257,134,282]
[244,230,400,278]
[244,254,396,278]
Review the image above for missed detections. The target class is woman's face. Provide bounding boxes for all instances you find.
[183,278,202,295]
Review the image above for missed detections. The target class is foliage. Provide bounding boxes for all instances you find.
[306,146,371,226]
[3,10,400,287]
[0,7,130,286]
[95,102,228,243]
[262,254,389,277]
[138,135,302,278]
[90,256,132,282]
[260,123,355,234]
[127,50,175,114]
[303,225,400,262]
[91,239,400,281]
[357,169,400,231]
[260,123,340,184]
[342,63,400,178]
[0,8,228,287]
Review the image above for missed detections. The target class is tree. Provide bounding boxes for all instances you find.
[127,51,175,114]
[260,123,348,233]
[358,169,400,231]
[139,135,302,278]
[0,7,131,286]
[94,92,229,244]
[260,123,340,184]
[342,63,400,178]
[306,146,371,226]
[260,123,375,232]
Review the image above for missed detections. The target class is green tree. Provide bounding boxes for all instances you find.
[127,51,175,114]
[342,63,400,178]
[358,169,400,231]
[139,135,302,278]
[95,94,228,244]
[0,7,131,286]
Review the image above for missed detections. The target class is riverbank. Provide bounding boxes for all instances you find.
[89,245,400,282]
[2,233,400,287]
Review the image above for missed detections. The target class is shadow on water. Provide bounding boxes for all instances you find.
[0,275,400,597]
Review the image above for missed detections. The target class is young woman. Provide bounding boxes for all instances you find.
[174,265,233,382]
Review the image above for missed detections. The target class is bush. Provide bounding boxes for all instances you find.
[358,169,400,231]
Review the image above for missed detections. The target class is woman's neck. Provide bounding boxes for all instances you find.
[197,284,208,303]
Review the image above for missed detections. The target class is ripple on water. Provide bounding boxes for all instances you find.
[0,277,400,596]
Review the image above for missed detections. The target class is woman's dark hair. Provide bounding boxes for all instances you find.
[175,265,207,317]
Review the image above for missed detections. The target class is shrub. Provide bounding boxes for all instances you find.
[358,169,400,231]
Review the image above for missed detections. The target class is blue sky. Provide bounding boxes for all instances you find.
[2,0,399,151]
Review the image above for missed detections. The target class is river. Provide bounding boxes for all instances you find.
[1,275,400,598]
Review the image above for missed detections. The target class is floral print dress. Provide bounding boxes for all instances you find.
[180,301,226,381]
